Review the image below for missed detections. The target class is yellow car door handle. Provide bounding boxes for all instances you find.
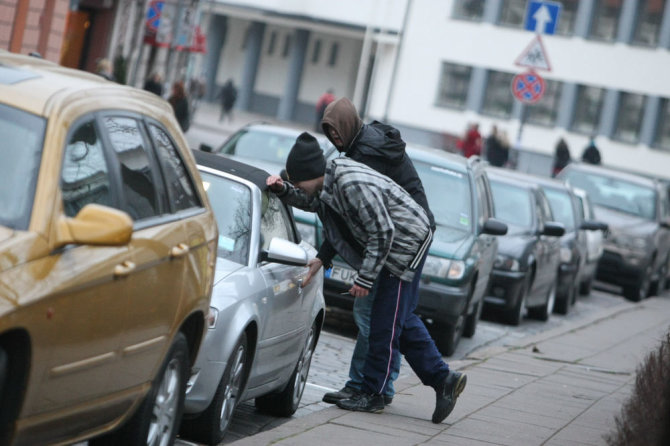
[114,261,136,277]
[170,243,190,258]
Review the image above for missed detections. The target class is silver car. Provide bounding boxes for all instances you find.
[180,151,325,445]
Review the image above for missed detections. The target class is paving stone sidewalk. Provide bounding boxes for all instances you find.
[227,295,670,446]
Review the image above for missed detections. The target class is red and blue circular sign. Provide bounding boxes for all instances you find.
[511,70,545,104]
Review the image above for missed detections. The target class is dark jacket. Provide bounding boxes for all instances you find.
[277,158,432,289]
[486,134,508,167]
[317,98,435,267]
[582,143,601,165]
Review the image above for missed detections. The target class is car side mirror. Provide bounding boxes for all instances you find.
[199,143,213,153]
[55,204,133,248]
[542,221,565,237]
[259,237,308,266]
[580,220,608,231]
[481,218,508,236]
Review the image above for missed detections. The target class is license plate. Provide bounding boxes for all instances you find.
[327,265,356,285]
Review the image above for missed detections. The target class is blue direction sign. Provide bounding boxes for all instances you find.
[524,0,562,35]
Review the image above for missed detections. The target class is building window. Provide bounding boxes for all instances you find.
[589,0,622,41]
[571,85,605,135]
[527,79,562,126]
[328,43,339,66]
[452,0,485,20]
[633,0,666,46]
[267,31,277,55]
[436,62,472,109]
[654,98,670,150]
[311,39,321,64]
[614,92,646,143]
[482,71,515,118]
[242,26,251,50]
[282,34,292,58]
[555,0,579,36]
[499,0,526,27]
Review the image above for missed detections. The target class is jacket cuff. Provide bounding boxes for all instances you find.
[275,182,288,197]
[354,275,374,291]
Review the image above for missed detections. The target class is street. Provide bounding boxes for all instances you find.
[175,285,627,445]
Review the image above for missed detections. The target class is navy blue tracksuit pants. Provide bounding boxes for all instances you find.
[362,255,450,396]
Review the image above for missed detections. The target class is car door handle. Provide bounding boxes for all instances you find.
[170,243,190,258]
[114,261,136,278]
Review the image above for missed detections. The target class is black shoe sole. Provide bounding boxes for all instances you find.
[432,374,467,424]
[336,402,384,414]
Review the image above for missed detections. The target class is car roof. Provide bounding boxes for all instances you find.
[486,167,541,191]
[406,145,470,173]
[561,162,657,188]
[490,167,570,192]
[0,50,168,116]
[237,123,331,144]
[194,149,270,191]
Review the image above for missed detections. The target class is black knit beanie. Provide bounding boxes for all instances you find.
[286,132,326,182]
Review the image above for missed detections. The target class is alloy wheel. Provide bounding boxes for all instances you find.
[147,357,181,446]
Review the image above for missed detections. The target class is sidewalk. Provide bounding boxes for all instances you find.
[228,295,670,446]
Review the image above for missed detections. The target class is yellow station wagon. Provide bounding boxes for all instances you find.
[0,51,217,445]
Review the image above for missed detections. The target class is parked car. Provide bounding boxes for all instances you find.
[0,51,217,445]
[573,188,607,295]
[560,163,670,301]
[181,152,325,445]
[324,148,507,355]
[524,173,606,314]
[484,167,565,325]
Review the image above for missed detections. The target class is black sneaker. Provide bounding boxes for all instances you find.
[384,395,393,405]
[336,393,385,413]
[322,386,359,404]
[432,371,467,424]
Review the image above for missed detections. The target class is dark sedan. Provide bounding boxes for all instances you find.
[484,168,564,325]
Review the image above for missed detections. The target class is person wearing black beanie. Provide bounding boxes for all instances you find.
[285,132,326,183]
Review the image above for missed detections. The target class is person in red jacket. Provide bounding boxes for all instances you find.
[461,123,482,158]
[315,89,335,132]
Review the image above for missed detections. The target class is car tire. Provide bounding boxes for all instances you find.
[255,321,318,417]
[554,282,576,315]
[649,257,669,297]
[91,332,189,446]
[180,333,248,446]
[503,277,529,326]
[624,264,653,302]
[0,348,14,445]
[528,283,555,322]
[462,298,481,339]
[579,278,592,296]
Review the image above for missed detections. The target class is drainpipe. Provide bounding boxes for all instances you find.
[382,0,412,122]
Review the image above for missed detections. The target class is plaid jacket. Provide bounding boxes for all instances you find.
[277,158,432,289]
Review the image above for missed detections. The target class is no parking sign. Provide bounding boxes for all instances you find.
[511,70,546,104]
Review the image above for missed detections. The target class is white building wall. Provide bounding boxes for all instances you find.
[216,18,249,87]
[255,25,291,97]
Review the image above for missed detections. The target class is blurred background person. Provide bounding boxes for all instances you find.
[485,125,509,167]
[582,137,602,165]
[460,123,482,158]
[315,88,335,132]
[143,72,164,97]
[95,58,115,81]
[168,80,190,133]
[552,138,571,177]
[218,79,238,123]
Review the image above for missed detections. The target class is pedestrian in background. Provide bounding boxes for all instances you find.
[168,80,190,133]
[552,138,571,177]
[485,125,509,167]
[95,58,115,81]
[143,72,164,97]
[218,79,238,123]
[315,88,335,133]
[267,133,466,422]
[582,137,602,165]
[460,123,482,158]
[315,97,435,408]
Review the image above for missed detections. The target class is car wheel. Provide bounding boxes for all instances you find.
[623,264,653,302]
[649,257,669,297]
[434,310,465,357]
[91,333,189,446]
[528,282,555,322]
[554,282,575,315]
[255,321,318,417]
[180,333,247,446]
[503,277,529,326]
[462,299,481,339]
[579,278,592,296]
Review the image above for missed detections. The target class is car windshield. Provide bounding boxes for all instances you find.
[543,188,575,231]
[563,170,656,220]
[490,180,533,229]
[200,171,251,265]
[414,161,472,232]
[0,103,46,230]
[218,128,334,165]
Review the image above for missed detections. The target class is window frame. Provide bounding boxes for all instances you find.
[570,84,605,135]
[613,92,647,144]
[588,0,623,42]
[451,0,485,21]
[482,70,515,119]
[435,61,472,110]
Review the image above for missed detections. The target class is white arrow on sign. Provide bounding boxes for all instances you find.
[533,5,552,33]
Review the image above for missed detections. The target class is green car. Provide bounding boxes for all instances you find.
[318,147,507,356]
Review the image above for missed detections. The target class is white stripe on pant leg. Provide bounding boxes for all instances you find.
[379,281,402,394]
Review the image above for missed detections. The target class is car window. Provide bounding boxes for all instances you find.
[61,119,113,218]
[490,180,533,229]
[260,192,293,250]
[563,170,657,220]
[543,188,576,231]
[149,124,200,212]
[414,161,472,232]
[200,171,251,265]
[0,104,46,230]
[103,116,161,220]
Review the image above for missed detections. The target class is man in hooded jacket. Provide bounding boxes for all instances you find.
[299,97,436,407]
